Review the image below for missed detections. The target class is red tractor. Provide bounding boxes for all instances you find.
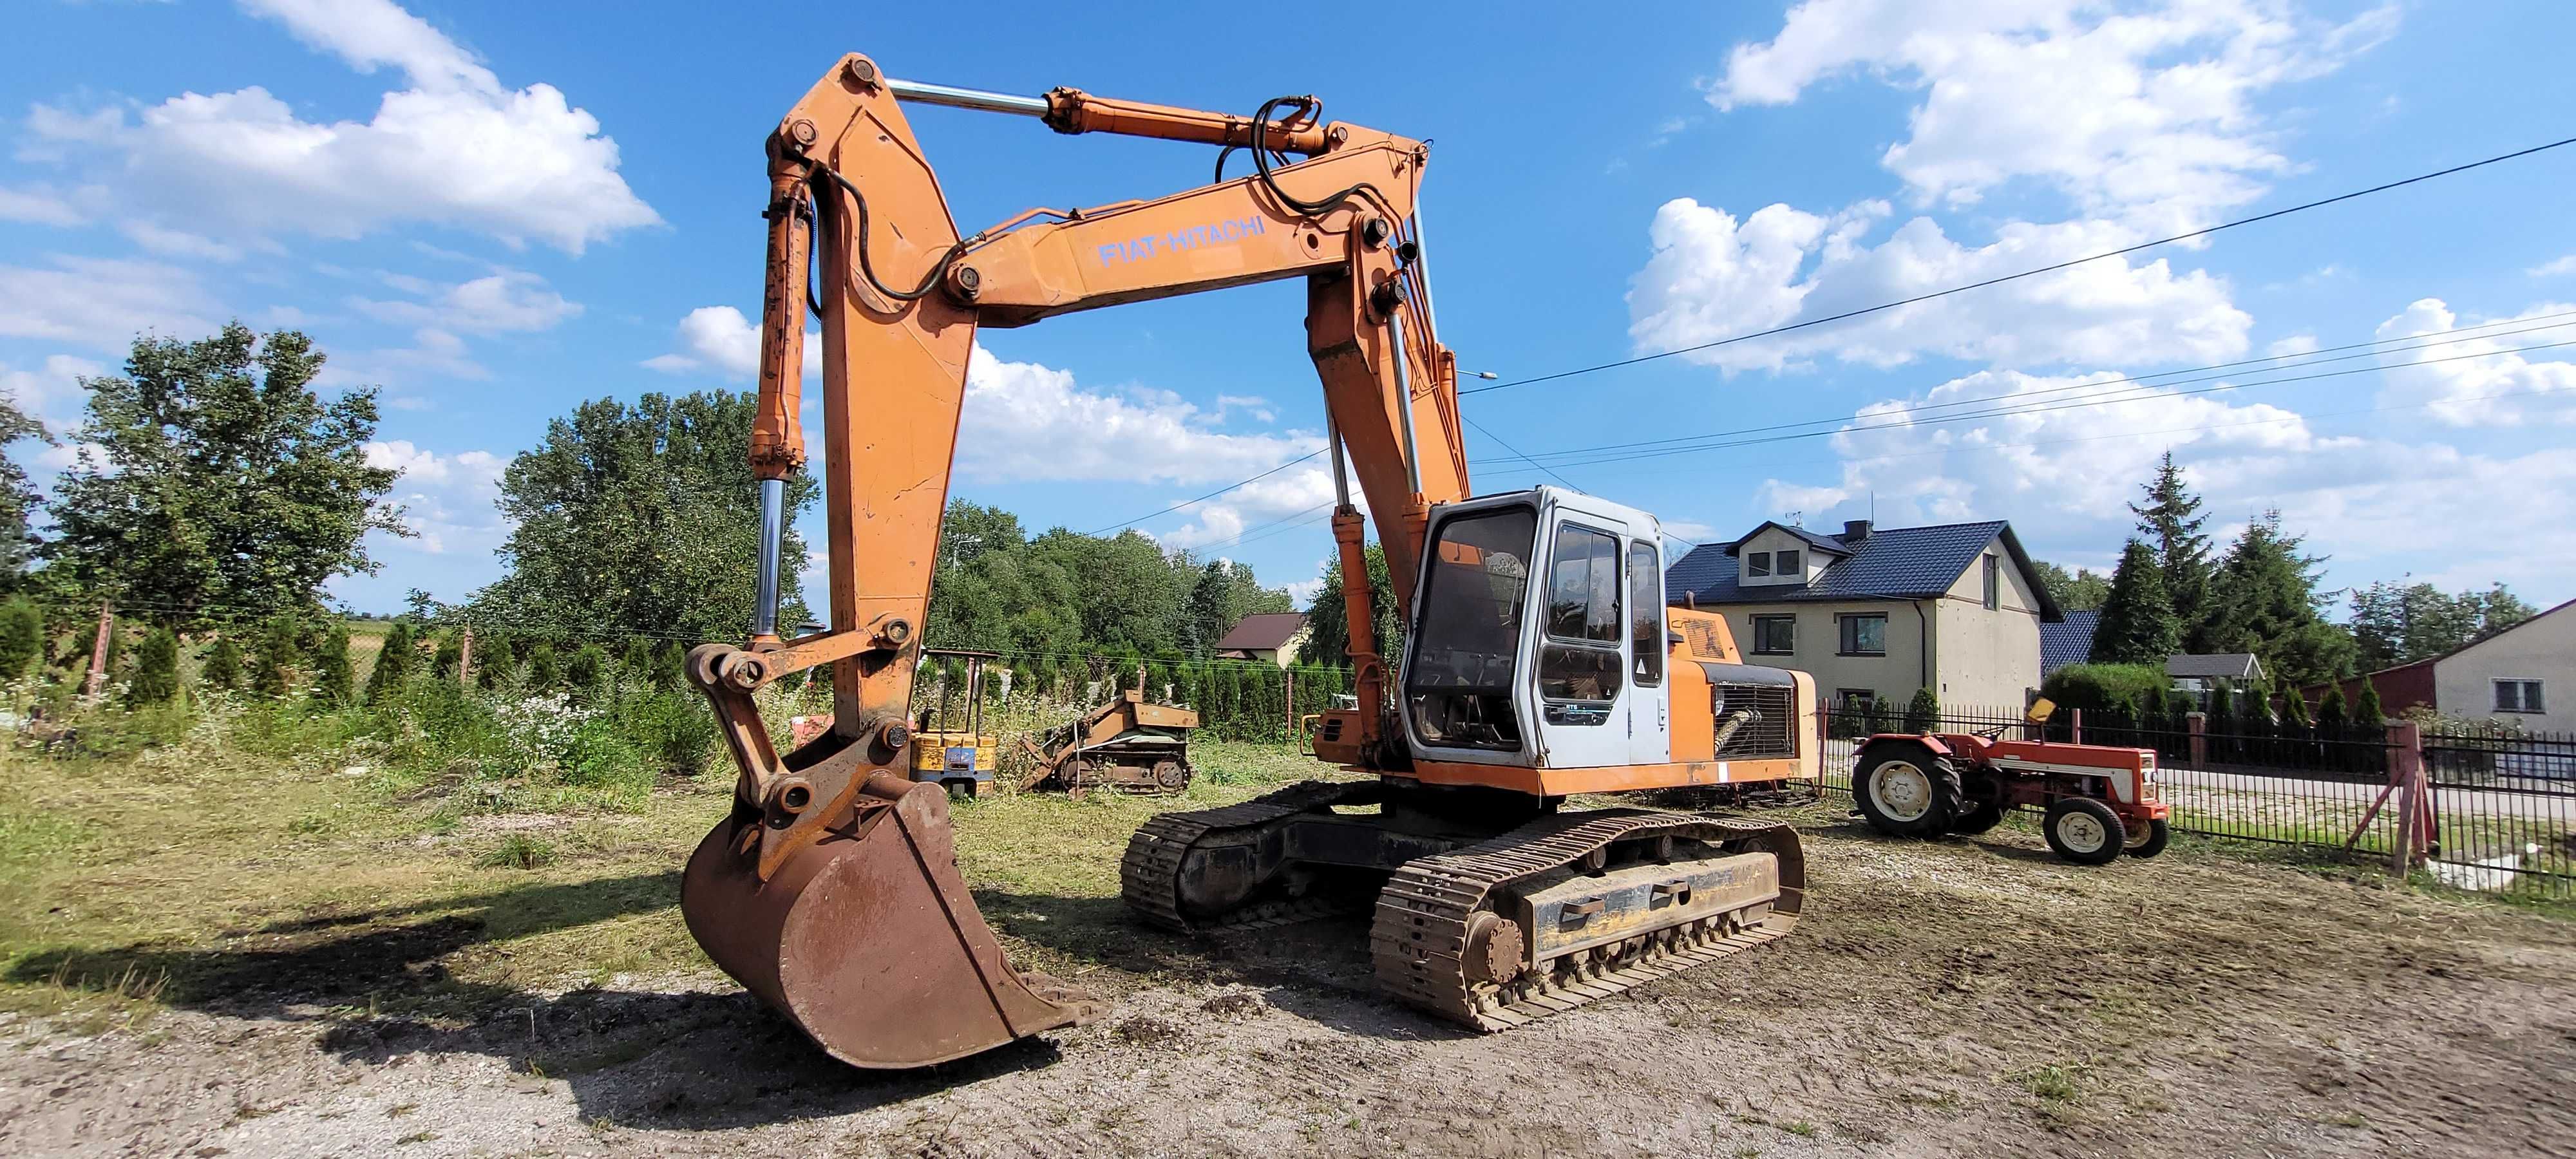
[1848,701,2170,865]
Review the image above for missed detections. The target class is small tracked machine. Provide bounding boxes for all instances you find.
[1018,690,1198,796]
[677,54,1819,1069]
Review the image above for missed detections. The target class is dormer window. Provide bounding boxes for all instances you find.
[1776,549,1800,578]
[1747,551,1771,578]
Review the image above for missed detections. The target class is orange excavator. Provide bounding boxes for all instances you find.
[681,53,1820,1069]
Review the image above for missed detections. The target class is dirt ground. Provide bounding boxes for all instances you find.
[6,789,2575,1159]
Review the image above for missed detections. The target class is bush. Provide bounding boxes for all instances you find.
[565,643,609,702]
[429,630,462,682]
[251,617,299,699]
[308,621,355,705]
[366,621,417,702]
[2039,663,2169,718]
[1902,687,1938,734]
[2353,680,2386,728]
[475,630,518,691]
[125,627,182,706]
[202,635,245,692]
[525,643,562,693]
[0,598,39,682]
[1868,696,1899,735]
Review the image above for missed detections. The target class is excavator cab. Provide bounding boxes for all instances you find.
[1399,487,1673,772]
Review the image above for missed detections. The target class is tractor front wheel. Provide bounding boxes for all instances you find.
[1853,746,1959,838]
[2042,798,2126,865]
[2124,816,2172,859]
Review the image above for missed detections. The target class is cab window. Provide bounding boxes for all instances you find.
[1628,540,1663,688]
[1539,525,1624,717]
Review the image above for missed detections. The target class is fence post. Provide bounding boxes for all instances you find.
[82,600,114,699]
[459,626,475,687]
[2389,721,2425,873]
[2069,707,2083,746]
[2186,711,2206,768]
[1284,668,1295,742]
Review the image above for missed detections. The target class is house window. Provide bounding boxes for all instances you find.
[1747,551,1771,578]
[1776,549,1801,578]
[1838,689,1877,711]
[1627,540,1663,688]
[1839,613,1888,657]
[1982,554,2000,610]
[1538,525,1624,718]
[2496,679,2546,714]
[1751,615,1796,655]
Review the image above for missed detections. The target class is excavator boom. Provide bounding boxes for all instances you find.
[682,54,1810,1070]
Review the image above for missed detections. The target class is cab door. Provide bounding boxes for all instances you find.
[1529,518,1631,769]
[1625,538,1672,766]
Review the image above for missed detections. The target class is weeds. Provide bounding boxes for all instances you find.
[480,834,558,870]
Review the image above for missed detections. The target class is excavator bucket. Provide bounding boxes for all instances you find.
[680,765,1091,1068]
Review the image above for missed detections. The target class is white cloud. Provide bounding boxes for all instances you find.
[117,221,251,262]
[364,438,507,555]
[0,184,90,227]
[0,353,104,430]
[0,255,218,351]
[1710,0,2395,234]
[1627,198,2249,372]
[351,269,581,334]
[1662,518,1722,542]
[2528,255,2576,279]
[19,0,658,253]
[1745,363,2576,594]
[641,305,820,381]
[1154,466,1341,551]
[2266,334,2320,358]
[2372,298,2576,427]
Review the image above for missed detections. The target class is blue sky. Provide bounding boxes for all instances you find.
[6,0,2573,621]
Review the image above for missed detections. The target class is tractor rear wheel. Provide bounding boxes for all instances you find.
[2124,817,2172,859]
[1853,746,1958,838]
[2042,798,2125,865]
[1949,799,2008,836]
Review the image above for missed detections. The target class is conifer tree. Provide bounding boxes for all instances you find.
[1903,687,1939,733]
[526,642,562,693]
[365,621,417,702]
[309,621,354,704]
[251,616,299,698]
[204,634,245,692]
[2353,679,2385,728]
[429,629,462,682]
[126,627,182,706]
[566,643,609,702]
[0,599,39,682]
[2090,539,2182,664]
[2130,451,2215,647]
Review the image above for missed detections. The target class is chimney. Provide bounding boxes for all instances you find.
[1842,518,1871,543]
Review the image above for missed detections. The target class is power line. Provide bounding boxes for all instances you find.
[1083,448,1323,535]
[1481,310,2576,467]
[1471,336,2576,475]
[1459,133,2576,397]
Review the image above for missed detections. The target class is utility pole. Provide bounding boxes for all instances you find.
[83,601,113,700]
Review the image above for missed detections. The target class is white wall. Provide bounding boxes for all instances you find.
[1933,538,2043,709]
[2435,605,2575,730]
[1735,528,1832,588]
[1719,599,1929,709]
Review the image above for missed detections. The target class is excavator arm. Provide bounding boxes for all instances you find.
[679,53,1471,1069]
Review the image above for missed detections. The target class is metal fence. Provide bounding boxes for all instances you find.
[1812,706,2575,899]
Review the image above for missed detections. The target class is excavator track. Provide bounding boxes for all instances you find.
[1371,810,1804,1032]
[1119,780,1378,933]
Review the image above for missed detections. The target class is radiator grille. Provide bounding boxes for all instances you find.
[1711,683,1798,760]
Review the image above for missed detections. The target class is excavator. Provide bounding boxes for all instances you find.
[680,53,1820,1069]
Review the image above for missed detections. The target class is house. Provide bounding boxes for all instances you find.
[1213,612,1310,668]
[2041,610,2099,676]
[2166,652,2265,694]
[2311,596,2576,730]
[1665,518,2064,710]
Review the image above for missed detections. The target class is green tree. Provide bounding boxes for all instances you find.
[308,621,354,704]
[2348,580,2540,670]
[2279,688,2312,727]
[203,635,245,692]
[1868,695,1899,735]
[567,643,609,700]
[250,617,299,699]
[2032,560,2113,612]
[0,396,52,587]
[126,627,182,706]
[2315,684,2347,730]
[652,641,687,692]
[365,621,417,702]
[428,630,462,683]
[620,637,656,678]
[0,598,39,681]
[476,628,520,691]
[2203,511,2354,688]
[1902,687,1939,733]
[2353,679,2385,728]
[43,324,404,626]
[526,642,562,693]
[471,391,813,645]
[2090,540,2181,664]
[1184,562,1235,655]
[1298,543,1402,667]
[2129,451,2217,648]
